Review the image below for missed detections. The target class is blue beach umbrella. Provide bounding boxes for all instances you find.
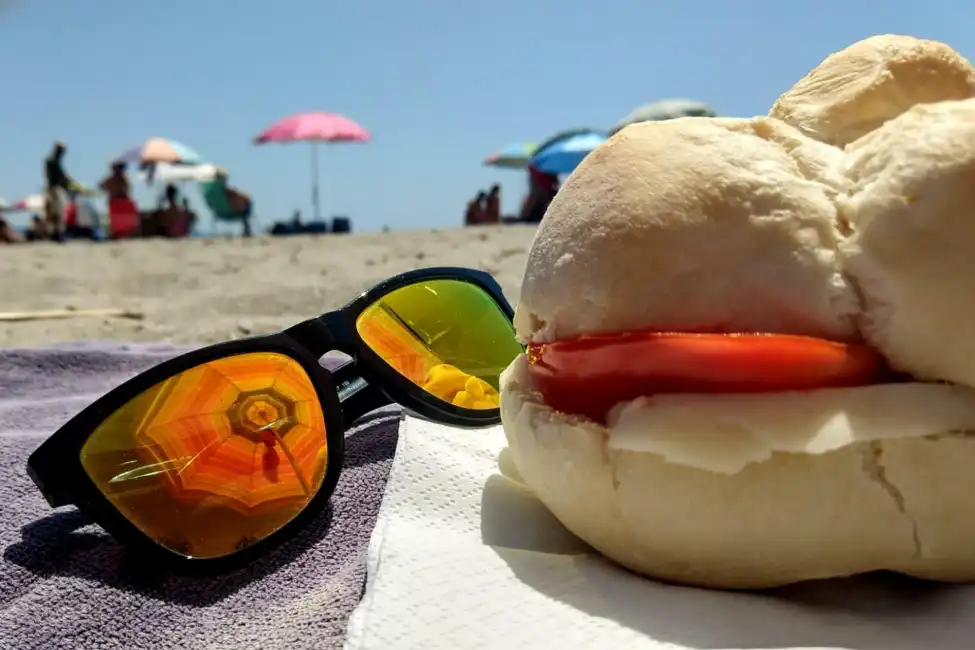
[529,131,608,175]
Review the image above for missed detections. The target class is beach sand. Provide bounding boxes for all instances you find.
[0,226,537,348]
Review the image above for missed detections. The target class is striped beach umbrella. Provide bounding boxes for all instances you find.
[484,142,539,169]
[115,137,204,166]
[611,98,717,134]
[126,353,329,515]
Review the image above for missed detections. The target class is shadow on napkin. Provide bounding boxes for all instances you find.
[481,469,974,650]
[0,343,400,650]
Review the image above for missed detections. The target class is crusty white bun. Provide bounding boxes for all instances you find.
[840,98,975,389]
[502,356,975,590]
[500,94,975,589]
[513,116,861,345]
[770,34,975,147]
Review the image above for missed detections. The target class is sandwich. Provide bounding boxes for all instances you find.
[499,34,975,590]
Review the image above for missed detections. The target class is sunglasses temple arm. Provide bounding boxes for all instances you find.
[330,359,395,427]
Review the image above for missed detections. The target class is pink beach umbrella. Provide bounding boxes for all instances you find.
[253,112,371,221]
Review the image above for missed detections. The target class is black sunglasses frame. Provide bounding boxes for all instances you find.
[25,266,515,574]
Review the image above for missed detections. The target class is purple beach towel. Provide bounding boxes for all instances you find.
[0,342,400,650]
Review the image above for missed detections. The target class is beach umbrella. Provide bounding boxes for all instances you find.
[114,137,204,167]
[8,194,46,213]
[534,127,602,156]
[253,111,371,221]
[129,353,327,515]
[139,162,222,185]
[484,142,538,169]
[529,130,608,176]
[611,98,717,134]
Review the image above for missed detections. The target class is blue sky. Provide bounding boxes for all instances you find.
[0,0,971,233]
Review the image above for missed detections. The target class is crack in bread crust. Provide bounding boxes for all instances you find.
[859,441,922,558]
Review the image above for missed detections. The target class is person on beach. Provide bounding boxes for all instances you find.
[180,198,197,233]
[99,161,132,201]
[44,141,77,241]
[213,170,253,237]
[485,184,501,223]
[162,183,180,211]
[163,197,196,238]
[25,214,48,241]
[0,212,23,244]
[519,165,559,223]
[151,184,182,237]
[465,191,487,225]
[99,161,139,239]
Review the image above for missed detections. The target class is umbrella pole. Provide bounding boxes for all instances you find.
[311,142,321,221]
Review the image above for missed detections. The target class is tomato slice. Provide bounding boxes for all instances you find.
[527,332,893,424]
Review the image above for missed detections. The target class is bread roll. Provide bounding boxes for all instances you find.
[501,86,975,589]
[770,34,975,147]
[840,98,975,388]
[501,355,975,589]
[514,116,859,345]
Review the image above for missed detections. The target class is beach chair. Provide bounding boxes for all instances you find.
[199,180,244,225]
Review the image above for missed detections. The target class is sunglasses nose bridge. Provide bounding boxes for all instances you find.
[284,315,353,360]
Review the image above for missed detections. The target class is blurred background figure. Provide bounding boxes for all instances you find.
[0,211,23,243]
[99,160,139,239]
[465,191,487,225]
[484,184,501,223]
[43,140,74,241]
[203,169,254,237]
[519,165,559,224]
[152,183,195,237]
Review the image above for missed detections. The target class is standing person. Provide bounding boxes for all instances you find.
[99,161,133,204]
[99,161,139,239]
[44,141,76,241]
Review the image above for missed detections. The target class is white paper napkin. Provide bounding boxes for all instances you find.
[344,416,975,650]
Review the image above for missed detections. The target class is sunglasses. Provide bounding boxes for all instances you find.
[26,267,522,573]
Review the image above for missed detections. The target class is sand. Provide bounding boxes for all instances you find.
[0,226,537,348]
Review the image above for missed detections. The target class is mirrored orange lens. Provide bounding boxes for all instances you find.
[354,279,522,410]
[80,352,329,559]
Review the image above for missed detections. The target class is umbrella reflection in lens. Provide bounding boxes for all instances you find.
[355,279,522,410]
[80,352,328,559]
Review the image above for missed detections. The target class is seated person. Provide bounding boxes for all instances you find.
[150,184,182,237]
[213,170,253,237]
[0,214,23,244]
[181,198,197,225]
[168,198,197,238]
[484,184,501,224]
[519,165,560,223]
[25,214,49,241]
[465,192,487,225]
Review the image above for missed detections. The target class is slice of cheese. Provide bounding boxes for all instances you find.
[608,383,975,474]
